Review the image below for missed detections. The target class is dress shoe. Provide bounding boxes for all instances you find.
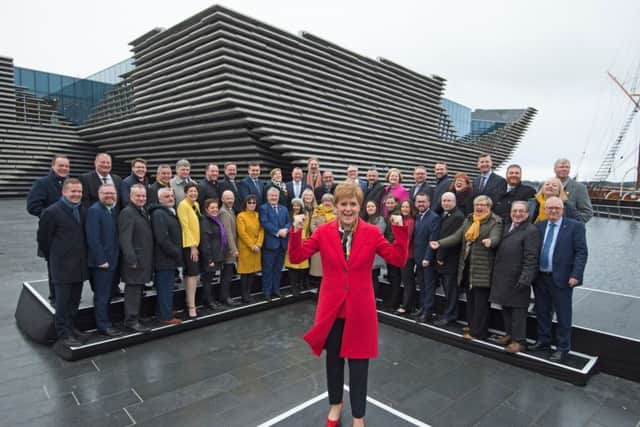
[203,301,221,311]
[529,341,551,352]
[273,293,282,298]
[417,312,437,324]
[126,322,151,333]
[72,328,91,343]
[241,296,254,304]
[506,342,526,353]
[495,335,512,346]
[98,327,123,337]
[433,318,452,327]
[222,298,239,307]
[549,350,569,363]
[61,336,84,347]
[162,318,183,325]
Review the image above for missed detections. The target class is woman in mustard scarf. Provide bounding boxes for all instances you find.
[309,193,337,280]
[431,195,503,340]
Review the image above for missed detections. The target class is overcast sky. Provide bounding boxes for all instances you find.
[2,0,640,181]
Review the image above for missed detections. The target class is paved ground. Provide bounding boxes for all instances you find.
[1,199,639,427]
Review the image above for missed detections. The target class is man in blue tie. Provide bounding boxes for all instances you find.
[259,187,291,300]
[472,153,506,206]
[239,161,265,205]
[531,196,588,362]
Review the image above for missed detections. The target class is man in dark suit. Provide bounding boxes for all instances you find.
[218,161,242,212]
[198,163,221,207]
[27,154,70,302]
[85,183,122,337]
[118,184,154,333]
[120,158,150,207]
[363,168,385,217]
[531,196,588,362]
[286,167,311,205]
[493,164,536,221]
[238,161,265,206]
[434,192,465,326]
[412,192,441,322]
[346,165,367,193]
[259,187,291,300]
[37,178,89,347]
[409,166,434,201]
[314,170,336,203]
[472,154,506,206]
[148,164,172,206]
[79,152,122,210]
[432,162,453,214]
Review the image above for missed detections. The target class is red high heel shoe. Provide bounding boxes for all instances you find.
[326,402,342,427]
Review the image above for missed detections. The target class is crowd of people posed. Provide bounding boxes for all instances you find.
[29,153,589,368]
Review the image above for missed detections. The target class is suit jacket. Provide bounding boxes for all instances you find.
[490,222,541,307]
[259,203,291,250]
[413,209,441,263]
[218,206,238,262]
[150,204,183,271]
[27,170,65,217]
[218,176,242,212]
[493,183,536,221]
[536,218,588,288]
[148,181,171,206]
[288,219,408,358]
[85,202,119,271]
[199,215,226,272]
[432,176,453,213]
[79,170,122,210]
[435,208,465,275]
[120,174,150,207]
[118,204,153,284]
[409,181,434,201]
[472,172,506,206]
[285,180,311,204]
[238,177,265,206]
[198,178,221,207]
[37,200,88,284]
[314,184,337,204]
[562,178,593,223]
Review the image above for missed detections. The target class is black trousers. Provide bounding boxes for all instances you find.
[502,306,527,343]
[401,258,416,309]
[220,263,234,301]
[53,282,83,339]
[240,273,254,302]
[372,269,381,299]
[387,265,402,308]
[440,273,459,322]
[287,268,305,296]
[200,271,219,305]
[47,261,56,301]
[124,283,144,325]
[325,319,369,418]
[467,287,491,339]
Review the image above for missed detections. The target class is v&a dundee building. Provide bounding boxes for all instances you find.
[0,5,536,197]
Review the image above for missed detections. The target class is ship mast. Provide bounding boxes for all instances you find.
[607,72,640,189]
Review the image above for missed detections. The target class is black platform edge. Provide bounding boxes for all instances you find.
[377,310,597,386]
[50,292,315,361]
[15,281,56,345]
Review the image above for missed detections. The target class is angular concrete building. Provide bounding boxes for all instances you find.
[0,5,536,197]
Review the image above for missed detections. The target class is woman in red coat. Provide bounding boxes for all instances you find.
[288,182,408,427]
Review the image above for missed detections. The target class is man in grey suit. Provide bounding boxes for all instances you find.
[554,158,593,223]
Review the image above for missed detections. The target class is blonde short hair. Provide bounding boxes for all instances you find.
[385,168,403,183]
[333,182,363,206]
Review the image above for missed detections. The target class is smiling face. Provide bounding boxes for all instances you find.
[95,154,112,176]
[554,161,571,180]
[248,165,260,179]
[473,199,490,216]
[400,200,412,216]
[337,196,360,228]
[225,164,237,180]
[413,167,426,184]
[388,171,400,185]
[506,166,522,187]
[206,201,219,217]
[434,163,447,179]
[186,186,198,202]
[177,165,190,179]
[477,155,492,174]
[130,187,147,208]
[157,166,172,183]
[132,161,147,178]
[98,185,117,207]
[52,157,70,178]
[384,197,397,212]
[510,201,529,224]
[542,179,561,198]
[205,164,219,181]
[63,183,83,204]
[545,198,564,221]
[366,200,377,216]
[414,194,429,212]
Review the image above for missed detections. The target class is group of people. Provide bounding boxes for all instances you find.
[29,151,589,426]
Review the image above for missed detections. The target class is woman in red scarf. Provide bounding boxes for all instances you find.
[288,182,408,427]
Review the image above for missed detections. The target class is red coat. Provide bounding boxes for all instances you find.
[288,218,408,358]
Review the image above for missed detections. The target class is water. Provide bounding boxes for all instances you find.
[583,217,640,296]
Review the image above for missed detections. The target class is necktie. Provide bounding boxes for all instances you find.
[253,179,260,191]
[71,206,80,223]
[273,205,278,215]
[480,176,487,191]
[540,223,556,270]
[102,177,108,184]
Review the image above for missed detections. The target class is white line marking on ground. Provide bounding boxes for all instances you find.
[256,392,328,427]
[123,407,136,425]
[91,359,100,372]
[131,387,143,403]
[344,385,431,427]
[42,384,50,399]
[580,287,640,300]
[70,391,80,406]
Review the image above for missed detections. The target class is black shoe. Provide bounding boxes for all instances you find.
[72,328,91,343]
[126,322,151,333]
[222,298,240,307]
[273,293,282,299]
[434,318,452,327]
[549,351,569,363]
[241,297,255,304]
[61,336,84,347]
[417,312,437,323]
[410,308,424,319]
[98,327,123,338]
[529,341,551,352]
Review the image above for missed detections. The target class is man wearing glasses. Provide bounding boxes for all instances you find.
[530,197,588,363]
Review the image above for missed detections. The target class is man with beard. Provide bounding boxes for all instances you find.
[493,164,536,221]
[432,161,453,214]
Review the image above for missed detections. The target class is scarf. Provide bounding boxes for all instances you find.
[534,193,548,223]
[306,171,322,189]
[156,177,169,186]
[209,215,228,251]
[312,204,336,222]
[464,212,490,242]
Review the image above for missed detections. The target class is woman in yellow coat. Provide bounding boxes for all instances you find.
[236,194,264,303]
[309,193,337,280]
[285,199,309,296]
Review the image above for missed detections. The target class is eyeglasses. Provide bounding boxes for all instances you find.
[545,206,563,211]
[247,201,257,204]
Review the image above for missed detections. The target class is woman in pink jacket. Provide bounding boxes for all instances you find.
[380,167,410,217]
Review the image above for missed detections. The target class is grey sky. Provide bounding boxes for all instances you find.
[3,0,640,181]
